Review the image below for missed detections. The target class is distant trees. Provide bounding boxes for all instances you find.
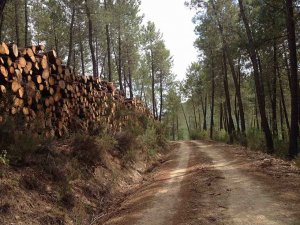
[185,0,299,157]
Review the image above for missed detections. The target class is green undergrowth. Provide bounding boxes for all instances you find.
[188,128,296,159]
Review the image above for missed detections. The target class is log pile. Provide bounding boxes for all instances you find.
[0,42,151,137]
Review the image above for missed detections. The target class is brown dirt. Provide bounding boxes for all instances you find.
[101,140,300,225]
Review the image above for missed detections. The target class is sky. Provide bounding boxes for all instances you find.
[139,0,198,81]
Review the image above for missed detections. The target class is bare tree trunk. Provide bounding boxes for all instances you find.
[104,0,112,82]
[271,40,278,137]
[201,94,208,130]
[127,53,133,99]
[280,99,285,140]
[80,40,85,76]
[24,0,29,46]
[181,103,190,137]
[211,0,246,134]
[285,0,299,158]
[150,50,156,119]
[210,50,215,139]
[117,27,123,90]
[85,0,97,77]
[14,0,20,45]
[223,51,235,143]
[159,72,163,121]
[67,6,75,67]
[191,96,198,129]
[0,0,7,19]
[0,11,4,41]
[220,103,223,130]
[238,0,274,152]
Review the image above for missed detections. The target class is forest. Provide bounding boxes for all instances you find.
[171,0,299,159]
[0,0,300,224]
[0,0,299,158]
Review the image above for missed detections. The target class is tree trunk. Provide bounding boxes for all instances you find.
[159,72,163,121]
[223,50,235,143]
[0,11,4,41]
[271,40,278,137]
[14,0,20,45]
[0,0,7,19]
[80,40,85,76]
[85,0,97,77]
[172,115,175,141]
[211,0,246,133]
[150,50,156,118]
[238,0,274,152]
[220,103,223,130]
[127,54,133,99]
[24,0,29,46]
[181,103,190,137]
[201,94,208,130]
[210,50,215,139]
[67,6,75,67]
[285,0,299,158]
[117,27,123,90]
[280,99,285,140]
[104,0,112,82]
[191,96,198,129]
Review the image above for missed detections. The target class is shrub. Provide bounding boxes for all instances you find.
[71,134,116,169]
[190,129,208,140]
[246,128,266,151]
[20,175,44,192]
[115,131,137,162]
[8,132,47,165]
[60,191,75,210]
[214,129,229,143]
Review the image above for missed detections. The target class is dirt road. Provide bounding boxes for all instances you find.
[100,141,300,225]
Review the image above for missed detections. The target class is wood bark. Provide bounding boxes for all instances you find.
[238,0,274,152]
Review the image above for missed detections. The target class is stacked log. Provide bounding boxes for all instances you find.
[0,42,151,137]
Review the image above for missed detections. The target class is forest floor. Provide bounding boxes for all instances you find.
[99,140,300,225]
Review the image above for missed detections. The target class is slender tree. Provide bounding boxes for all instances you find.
[285,0,299,157]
